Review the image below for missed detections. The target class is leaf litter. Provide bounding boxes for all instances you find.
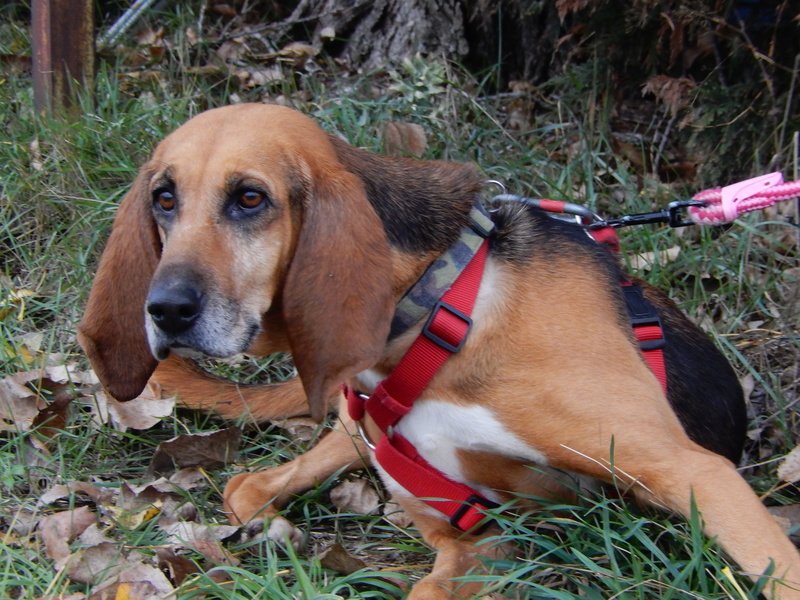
[1,356,418,596]
[0,359,246,596]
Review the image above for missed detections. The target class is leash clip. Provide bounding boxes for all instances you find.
[590,200,705,230]
[665,199,707,227]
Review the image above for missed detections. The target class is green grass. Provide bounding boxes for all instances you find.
[1,6,799,599]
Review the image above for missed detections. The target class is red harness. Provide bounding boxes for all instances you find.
[346,226,668,533]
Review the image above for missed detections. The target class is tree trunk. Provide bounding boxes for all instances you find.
[287,0,469,70]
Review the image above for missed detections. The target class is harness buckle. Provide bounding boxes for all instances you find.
[422,300,473,353]
[449,494,499,533]
[622,284,666,351]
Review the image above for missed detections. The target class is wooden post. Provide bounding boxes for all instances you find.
[31,0,95,115]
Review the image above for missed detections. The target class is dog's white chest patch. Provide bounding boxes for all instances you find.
[378,399,548,501]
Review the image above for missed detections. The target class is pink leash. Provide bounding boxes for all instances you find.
[688,172,800,225]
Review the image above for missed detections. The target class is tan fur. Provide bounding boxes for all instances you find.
[80,103,800,599]
[152,355,308,423]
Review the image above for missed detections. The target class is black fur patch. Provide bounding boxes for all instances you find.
[330,136,484,254]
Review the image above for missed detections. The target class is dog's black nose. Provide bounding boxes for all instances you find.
[147,284,205,335]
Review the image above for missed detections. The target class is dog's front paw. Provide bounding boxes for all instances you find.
[240,515,305,551]
[266,515,305,551]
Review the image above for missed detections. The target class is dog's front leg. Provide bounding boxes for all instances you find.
[150,355,311,423]
[223,397,369,547]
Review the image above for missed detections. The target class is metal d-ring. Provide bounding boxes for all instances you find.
[353,393,393,451]
[354,392,378,451]
[483,179,507,195]
[355,419,377,451]
[483,180,507,213]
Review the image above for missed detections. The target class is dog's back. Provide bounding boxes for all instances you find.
[490,201,746,464]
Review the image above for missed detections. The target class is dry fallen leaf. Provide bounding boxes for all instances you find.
[156,547,201,585]
[329,478,381,515]
[78,522,116,546]
[740,373,756,400]
[4,507,38,537]
[80,381,174,432]
[0,373,45,431]
[383,500,413,528]
[94,561,175,597]
[0,361,84,443]
[163,521,240,546]
[317,542,368,575]
[234,66,284,88]
[147,427,241,477]
[642,75,695,116]
[628,246,681,272]
[383,122,427,158]
[778,445,800,483]
[185,27,200,46]
[0,287,36,320]
[168,467,209,491]
[38,506,97,562]
[64,544,141,586]
[41,593,84,600]
[114,479,198,530]
[31,395,72,449]
[211,2,237,18]
[506,80,536,131]
[217,39,246,63]
[275,41,319,69]
[768,505,800,541]
[163,521,240,566]
[118,480,172,510]
[39,481,114,507]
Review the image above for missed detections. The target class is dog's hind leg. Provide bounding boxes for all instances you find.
[627,446,800,600]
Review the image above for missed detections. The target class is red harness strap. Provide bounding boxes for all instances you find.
[592,226,668,395]
[347,239,499,532]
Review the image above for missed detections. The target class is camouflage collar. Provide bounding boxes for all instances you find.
[388,203,495,340]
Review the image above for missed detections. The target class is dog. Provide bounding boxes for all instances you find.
[78,103,800,599]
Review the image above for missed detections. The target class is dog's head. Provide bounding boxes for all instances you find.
[78,104,394,420]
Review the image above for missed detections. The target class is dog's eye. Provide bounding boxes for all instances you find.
[237,190,266,210]
[154,190,176,212]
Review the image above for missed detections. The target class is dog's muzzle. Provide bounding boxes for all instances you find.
[147,282,206,336]
[144,271,260,361]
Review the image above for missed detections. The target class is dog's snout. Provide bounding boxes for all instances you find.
[147,284,205,335]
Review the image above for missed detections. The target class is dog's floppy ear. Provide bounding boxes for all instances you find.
[283,169,394,422]
[78,171,161,400]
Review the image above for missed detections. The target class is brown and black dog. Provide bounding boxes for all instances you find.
[79,103,800,599]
